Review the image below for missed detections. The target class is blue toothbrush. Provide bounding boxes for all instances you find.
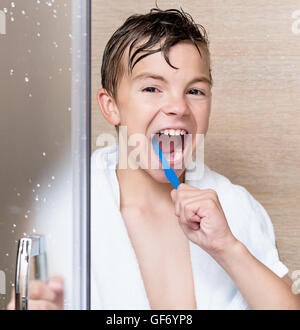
[152,137,180,189]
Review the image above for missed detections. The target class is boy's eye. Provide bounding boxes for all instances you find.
[188,88,205,96]
[141,87,206,95]
[142,87,159,93]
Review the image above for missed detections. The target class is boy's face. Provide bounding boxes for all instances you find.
[100,39,212,183]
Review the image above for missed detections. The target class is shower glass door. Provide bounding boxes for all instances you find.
[0,0,90,309]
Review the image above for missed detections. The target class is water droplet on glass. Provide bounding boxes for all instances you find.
[36,183,40,188]
[37,32,41,38]
[3,8,8,13]
[24,214,28,219]
[21,10,26,15]
[35,196,39,201]
[48,184,51,188]
[24,76,29,83]
[13,224,16,228]
[36,21,40,26]
[17,192,21,196]
[11,283,15,287]
[27,210,31,214]
[42,152,46,156]
[29,93,32,98]
[10,69,14,76]
[10,17,14,22]
[32,189,35,192]
[43,198,47,203]
[33,228,36,233]
[68,107,71,111]
[5,253,9,257]
[11,2,15,8]
[51,176,55,180]
[23,233,27,236]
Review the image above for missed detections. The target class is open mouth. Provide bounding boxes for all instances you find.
[152,128,189,166]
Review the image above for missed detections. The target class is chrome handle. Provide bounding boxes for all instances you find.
[15,235,47,310]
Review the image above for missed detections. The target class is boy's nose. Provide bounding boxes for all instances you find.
[161,95,190,118]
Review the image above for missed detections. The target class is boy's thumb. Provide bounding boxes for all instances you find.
[170,189,177,202]
[48,276,64,292]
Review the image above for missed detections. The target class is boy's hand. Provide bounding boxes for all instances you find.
[170,183,238,257]
[6,276,64,310]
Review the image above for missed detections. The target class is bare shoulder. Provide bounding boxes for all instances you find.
[282,274,293,287]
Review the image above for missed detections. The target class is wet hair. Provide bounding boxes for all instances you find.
[101,6,212,102]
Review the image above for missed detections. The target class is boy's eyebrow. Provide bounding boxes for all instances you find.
[132,72,212,86]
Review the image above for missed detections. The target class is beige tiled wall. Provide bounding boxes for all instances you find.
[91,0,300,273]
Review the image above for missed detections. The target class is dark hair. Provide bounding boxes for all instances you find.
[101,6,212,101]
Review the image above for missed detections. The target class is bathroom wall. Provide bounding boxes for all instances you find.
[91,0,300,274]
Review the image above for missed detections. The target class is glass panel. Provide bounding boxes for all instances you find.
[0,0,90,310]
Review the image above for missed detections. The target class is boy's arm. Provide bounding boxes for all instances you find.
[171,184,300,310]
[212,240,300,310]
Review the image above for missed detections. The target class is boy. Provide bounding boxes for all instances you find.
[7,7,300,310]
[91,7,299,310]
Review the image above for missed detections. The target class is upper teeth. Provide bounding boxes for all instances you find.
[159,129,187,136]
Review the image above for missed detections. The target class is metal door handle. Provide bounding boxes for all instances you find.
[15,235,47,310]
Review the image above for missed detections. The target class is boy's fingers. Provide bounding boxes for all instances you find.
[47,276,64,309]
[7,298,59,310]
[28,299,59,310]
[179,200,201,230]
[29,280,57,302]
[6,303,14,310]
[47,276,64,293]
[6,288,15,310]
[6,301,15,310]
[6,278,64,310]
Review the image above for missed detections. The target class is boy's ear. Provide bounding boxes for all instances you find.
[97,88,120,126]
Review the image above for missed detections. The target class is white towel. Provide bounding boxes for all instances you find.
[91,145,288,310]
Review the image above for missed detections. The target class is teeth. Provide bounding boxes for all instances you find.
[159,129,188,136]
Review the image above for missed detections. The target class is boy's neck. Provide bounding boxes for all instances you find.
[116,166,184,211]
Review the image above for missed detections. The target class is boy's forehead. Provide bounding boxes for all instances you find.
[121,39,210,81]
[121,38,162,75]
